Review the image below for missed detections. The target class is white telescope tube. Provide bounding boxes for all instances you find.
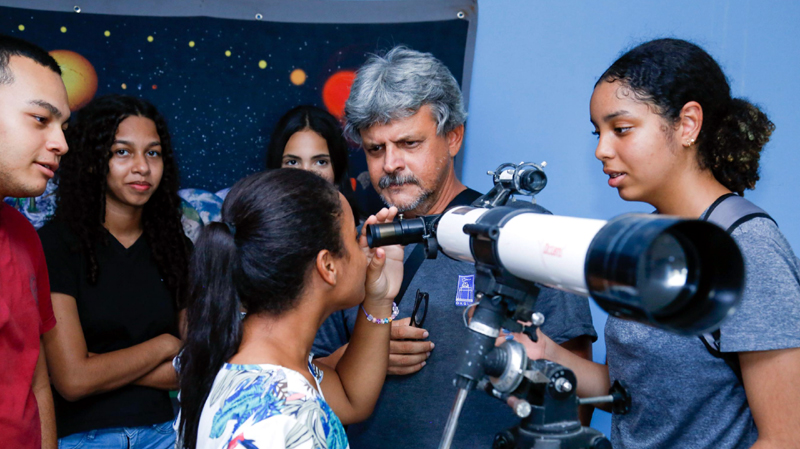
[496,214,606,296]
[436,206,489,262]
[437,207,606,296]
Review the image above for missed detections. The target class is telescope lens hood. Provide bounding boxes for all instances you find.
[585,214,744,335]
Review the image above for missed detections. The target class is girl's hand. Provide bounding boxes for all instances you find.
[362,207,404,304]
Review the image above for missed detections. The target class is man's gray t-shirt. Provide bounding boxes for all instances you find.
[607,217,800,448]
[313,198,597,448]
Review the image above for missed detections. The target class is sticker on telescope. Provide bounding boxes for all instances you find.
[455,275,475,306]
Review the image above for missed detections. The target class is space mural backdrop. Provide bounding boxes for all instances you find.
[1,4,469,238]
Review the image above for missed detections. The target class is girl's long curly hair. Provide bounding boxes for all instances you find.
[55,94,189,305]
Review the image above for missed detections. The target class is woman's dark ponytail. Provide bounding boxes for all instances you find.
[177,169,345,448]
[599,38,775,194]
[706,98,775,194]
[178,222,242,449]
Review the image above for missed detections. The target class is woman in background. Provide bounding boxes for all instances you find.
[177,169,402,448]
[39,94,189,448]
[266,105,361,221]
[514,38,800,448]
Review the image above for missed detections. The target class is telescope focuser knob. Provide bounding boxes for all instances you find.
[554,377,573,393]
[578,380,631,414]
[610,380,632,415]
[509,396,532,418]
[492,431,515,449]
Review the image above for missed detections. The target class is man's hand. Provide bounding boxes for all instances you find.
[388,317,434,375]
[495,326,548,361]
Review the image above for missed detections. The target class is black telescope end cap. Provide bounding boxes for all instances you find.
[651,220,744,334]
[586,214,745,336]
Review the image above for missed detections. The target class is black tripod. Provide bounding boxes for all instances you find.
[437,242,630,449]
[485,354,630,449]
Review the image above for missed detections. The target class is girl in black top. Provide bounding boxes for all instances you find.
[39,95,189,448]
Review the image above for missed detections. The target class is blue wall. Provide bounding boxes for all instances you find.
[462,0,800,432]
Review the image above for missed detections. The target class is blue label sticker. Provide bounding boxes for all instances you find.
[455,275,475,306]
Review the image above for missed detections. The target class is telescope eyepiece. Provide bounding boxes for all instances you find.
[366,217,431,248]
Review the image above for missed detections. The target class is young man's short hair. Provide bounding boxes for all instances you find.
[0,34,61,85]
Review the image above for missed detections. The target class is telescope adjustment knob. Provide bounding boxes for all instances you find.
[514,399,532,418]
[492,431,515,449]
[554,377,573,393]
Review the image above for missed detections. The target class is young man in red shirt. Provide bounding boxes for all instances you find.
[0,34,70,449]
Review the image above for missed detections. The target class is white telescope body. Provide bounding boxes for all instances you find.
[437,207,606,296]
[433,205,744,335]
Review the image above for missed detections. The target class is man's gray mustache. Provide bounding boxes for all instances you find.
[378,174,420,189]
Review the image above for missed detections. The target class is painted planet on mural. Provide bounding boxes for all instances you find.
[49,49,98,111]
[323,70,356,120]
[178,188,224,225]
[215,187,231,201]
[2,179,59,229]
[180,199,203,242]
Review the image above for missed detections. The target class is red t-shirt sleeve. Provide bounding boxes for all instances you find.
[5,205,57,335]
[35,241,56,335]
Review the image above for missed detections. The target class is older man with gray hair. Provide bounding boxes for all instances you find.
[344,45,469,218]
[313,46,596,448]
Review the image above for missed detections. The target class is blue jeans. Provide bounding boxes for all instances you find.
[58,421,176,449]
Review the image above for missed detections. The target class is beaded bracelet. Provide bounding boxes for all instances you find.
[361,302,400,324]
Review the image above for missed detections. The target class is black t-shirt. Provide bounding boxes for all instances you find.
[38,220,179,437]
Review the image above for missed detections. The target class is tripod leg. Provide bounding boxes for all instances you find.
[438,387,470,449]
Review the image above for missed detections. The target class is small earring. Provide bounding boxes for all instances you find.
[684,138,696,147]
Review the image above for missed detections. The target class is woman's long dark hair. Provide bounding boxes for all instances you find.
[178,169,345,449]
[55,94,189,304]
[266,105,361,220]
[598,38,775,195]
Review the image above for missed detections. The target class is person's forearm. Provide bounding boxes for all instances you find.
[334,302,392,422]
[559,336,595,425]
[51,334,177,401]
[547,340,610,400]
[133,360,179,390]
[33,341,56,449]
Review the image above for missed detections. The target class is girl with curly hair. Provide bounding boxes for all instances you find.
[514,38,800,448]
[38,94,190,448]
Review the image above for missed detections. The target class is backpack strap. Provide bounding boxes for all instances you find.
[698,329,742,384]
[698,194,776,385]
[701,193,776,233]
